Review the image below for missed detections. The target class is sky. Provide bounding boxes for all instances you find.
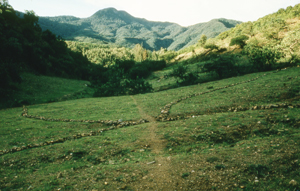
[7,0,300,26]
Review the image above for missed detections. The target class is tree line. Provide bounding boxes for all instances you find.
[0,1,170,107]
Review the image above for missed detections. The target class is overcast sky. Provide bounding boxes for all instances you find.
[7,0,300,26]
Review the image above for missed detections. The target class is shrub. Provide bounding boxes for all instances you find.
[230,35,249,48]
[204,43,219,50]
[243,45,282,72]
[170,64,187,80]
[170,64,199,85]
[202,54,238,78]
[116,59,135,73]
[128,60,166,79]
[128,65,151,79]
[92,60,153,97]
[124,77,153,95]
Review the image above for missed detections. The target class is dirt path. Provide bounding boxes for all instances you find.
[131,96,175,190]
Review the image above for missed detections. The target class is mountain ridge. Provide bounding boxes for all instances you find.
[38,8,241,50]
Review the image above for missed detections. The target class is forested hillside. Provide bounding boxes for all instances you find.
[0,2,167,108]
[38,8,241,51]
[150,3,300,91]
[177,3,300,61]
[0,2,101,101]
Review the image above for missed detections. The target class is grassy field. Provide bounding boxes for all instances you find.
[1,73,94,109]
[1,67,300,190]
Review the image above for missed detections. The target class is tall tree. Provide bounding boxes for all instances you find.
[198,34,207,46]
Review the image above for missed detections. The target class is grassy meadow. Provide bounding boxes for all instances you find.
[1,67,300,190]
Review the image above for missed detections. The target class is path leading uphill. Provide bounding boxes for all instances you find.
[131,96,175,190]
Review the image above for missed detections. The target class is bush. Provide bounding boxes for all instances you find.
[92,60,153,97]
[129,60,166,79]
[115,59,135,73]
[128,65,151,79]
[243,45,282,72]
[204,44,219,50]
[230,35,249,48]
[170,64,187,80]
[124,77,153,95]
[203,54,238,78]
[170,64,199,85]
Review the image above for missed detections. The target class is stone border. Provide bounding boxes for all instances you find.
[0,114,149,156]
[164,103,300,121]
[155,69,287,121]
[21,106,149,127]
[0,107,149,156]
[0,68,293,156]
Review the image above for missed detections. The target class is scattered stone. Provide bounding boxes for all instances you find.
[147,161,156,165]
[57,172,62,179]
[289,179,298,186]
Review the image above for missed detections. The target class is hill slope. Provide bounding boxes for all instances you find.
[173,3,300,62]
[1,67,300,190]
[38,8,241,50]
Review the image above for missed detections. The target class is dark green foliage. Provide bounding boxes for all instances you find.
[181,172,190,178]
[129,60,166,79]
[0,3,111,108]
[243,45,282,72]
[170,64,188,80]
[0,3,98,83]
[170,64,199,85]
[198,34,207,46]
[288,54,300,66]
[116,60,135,73]
[202,54,238,78]
[204,44,219,50]
[215,164,226,170]
[230,35,249,48]
[124,77,153,95]
[92,60,154,97]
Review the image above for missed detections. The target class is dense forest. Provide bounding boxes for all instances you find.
[0,1,97,87]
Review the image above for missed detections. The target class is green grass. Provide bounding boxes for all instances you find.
[1,67,300,190]
[27,96,141,121]
[1,73,94,109]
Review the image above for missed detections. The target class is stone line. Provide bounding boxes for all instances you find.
[0,68,290,156]
[156,69,284,121]
[161,103,300,122]
[0,108,149,156]
[0,118,145,156]
[21,106,149,127]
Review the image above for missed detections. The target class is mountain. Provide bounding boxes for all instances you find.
[38,8,241,51]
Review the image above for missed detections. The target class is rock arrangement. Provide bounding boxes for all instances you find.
[0,108,149,156]
[0,130,103,156]
[21,106,148,127]
[162,103,300,121]
[156,76,262,121]
[1,68,293,156]
[155,68,294,122]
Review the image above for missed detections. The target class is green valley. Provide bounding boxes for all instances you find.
[1,1,300,190]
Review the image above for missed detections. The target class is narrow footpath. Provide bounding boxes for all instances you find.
[130,96,175,190]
